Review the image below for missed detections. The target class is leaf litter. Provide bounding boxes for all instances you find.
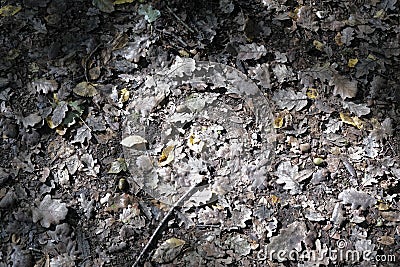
[1,0,399,266]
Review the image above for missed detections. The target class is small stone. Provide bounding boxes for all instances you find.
[300,143,311,152]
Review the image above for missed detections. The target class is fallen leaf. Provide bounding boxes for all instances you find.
[72,126,92,144]
[138,4,160,23]
[108,158,128,174]
[237,43,267,60]
[92,0,114,13]
[158,145,175,167]
[32,195,68,228]
[152,238,186,263]
[342,101,370,117]
[73,82,98,97]
[120,135,147,147]
[267,221,307,262]
[340,113,363,129]
[348,58,358,68]
[113,0,134,4]
[306,88,319,99]
[272,89,307,111]
[0,5,21,16]
[331,74,358,100]
[338,189,376,210]
[275,161,301,195]
[378,235,395,245]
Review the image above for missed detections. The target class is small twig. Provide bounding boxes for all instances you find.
[166,6,196,34]
[132,181,203,267]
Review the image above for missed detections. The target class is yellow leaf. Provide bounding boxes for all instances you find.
[340,113,363,129]
[188,133,200,146]
[313,40,324,51]
[306,88,319,99]
[0,5,21,16]
[119,88,130,103]
[374,9,385,19]
[269,195,280,204]
[348,58,358,68]
[113,0,134,4]
[377,202,390,211]
[367,54,377,61]
[178,49,190,57]
[166,237,185,247]
[158,145,175,167]
[273,117,283,129]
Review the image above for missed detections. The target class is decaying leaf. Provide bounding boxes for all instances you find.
[370,118,393,141]
[113,0,134,4]
[152,238,185,263]
[272,89,307,111]
[32,195,68,228]
[49,101,69,129]
[363,135,379,158]
[237,43,267,60]
[108,158,128,174]
[72,126,92,144]
[378,235,395,246]
[272,64,295,83]
[225,234,252,256]
[21,113,42,128]
[275,161,302,195]
[0,5,22,16]
[29,79,58,94]
[342,101,370,117]
[331,74,358,100]
[341,27,355,46]
[73,82,98,97]
[340,113,363,129]
[267,221,307,262]
[348,58,358,68]
[92,0,114,13]
[338,189,376,210]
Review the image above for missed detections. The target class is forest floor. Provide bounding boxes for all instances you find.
[1,0,400,266]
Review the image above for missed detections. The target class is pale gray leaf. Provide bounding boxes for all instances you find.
[341,27,355,46]
[51,101,68,128]
[32,195,68,228]
[363,135,379,158]
[272,89,307,111]
[342,101,370,117]
[338,189,376,210]
[272,64,295,83]
[237,43,267,60]
[29,79,58,94]
[275,161,301,195]
[72,126,92,144]
[267,221,307,262]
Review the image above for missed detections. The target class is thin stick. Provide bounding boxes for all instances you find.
[132,181,201,267]
[166,6,196,34]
